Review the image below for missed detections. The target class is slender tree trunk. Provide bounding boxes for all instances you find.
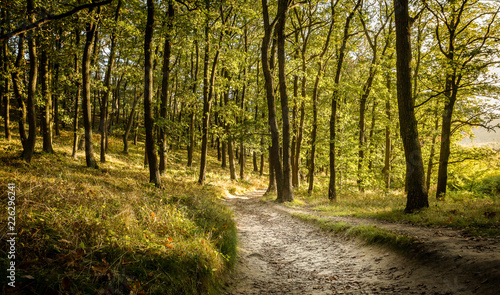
[82,14,99,169]
[12,35,27,148]
[2,34,11,141]
[99,0,121,163]
[40,50,54,153]
[309,64,321,194]
[144,0,160,186]
[72,30,81,159]
[198,3,222,184]
[123,88,139,154]
[382,74,392,189]
[159,0,174,174]
[426,113,439,193]
[23,0,38,163]
[394,0,428,212]
[329,0,361,200]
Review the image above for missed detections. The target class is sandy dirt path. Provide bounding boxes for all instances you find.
[223,190,499,295]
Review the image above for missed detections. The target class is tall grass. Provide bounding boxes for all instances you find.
[0,132,261,294]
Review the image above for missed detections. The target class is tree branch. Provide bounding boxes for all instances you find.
[0,0,113,42]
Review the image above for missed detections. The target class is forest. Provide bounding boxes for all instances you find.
[0,0,499,294]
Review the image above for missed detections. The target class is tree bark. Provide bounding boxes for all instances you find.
[82,13,99,169]
[159,0,174,174]
[394,0,428,212]
[12,35,27,148]
[276,0,293,202]
[198,1,222,184]
[2,30,11,141]
[123,88,139,154]
[23,0,38,163]
[40,49,54,153]
[100,0,121,163]
[329,0,361,200]
[261,0,284,200]
[144,0,161,186]
[72,30,81,159]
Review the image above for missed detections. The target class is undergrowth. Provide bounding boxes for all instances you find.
[0,132,263,294]
[291,213,417,254]
[286,176,499,237]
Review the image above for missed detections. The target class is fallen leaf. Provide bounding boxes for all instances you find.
[22,275,35,279]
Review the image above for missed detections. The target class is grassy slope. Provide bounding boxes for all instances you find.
[0,132,264,294]
[276,176,500,237]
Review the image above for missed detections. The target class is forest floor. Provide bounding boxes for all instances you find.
[223,189,500,295]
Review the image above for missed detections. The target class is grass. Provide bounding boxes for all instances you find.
[0,131,264,294]
[291,213,417,254]
[285,177,500,237]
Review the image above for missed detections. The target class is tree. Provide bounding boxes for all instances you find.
[23,0,38,163]
[144,0,161,187]
[261,0,284,199]
[393,0,428,212]
[423,0,500,200]
[328,0,362,201]
[82,8,99,169]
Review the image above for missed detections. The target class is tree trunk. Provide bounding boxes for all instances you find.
[11,35,27,148]
[329,0,361,200]
[261,0,284,200]
[123,88,139,154]
[72,30,81,159]
[2,33,11,141]
[159,0,174,174]
[23,0,37,163]
[82,14,99,169]
[382,74,392,189]
[266,146,276,194]
[99,0,121,163]
[276,0,293,202]
[426,113,440,193]
[198,3,222,184]
[436,86,457,200]
[394,0,428,212]
[144,0,161,186]
[40,49,54,153]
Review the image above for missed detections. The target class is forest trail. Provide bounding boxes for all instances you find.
[223,190,500,295]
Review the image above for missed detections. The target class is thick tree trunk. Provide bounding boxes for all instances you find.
[144,0,160,186]
[266,146,276,194]
[394,0,428,212]
[40,50,54,153]
[82,16,99,169]
[276,0,293,202]
[261,0,284,200]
